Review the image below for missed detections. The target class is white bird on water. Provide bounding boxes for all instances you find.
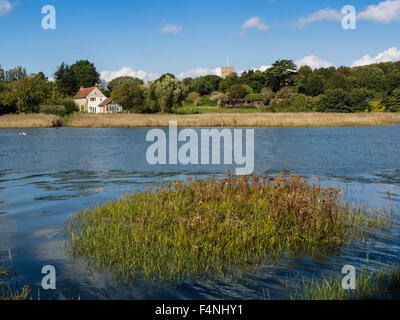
[19,132,27,136]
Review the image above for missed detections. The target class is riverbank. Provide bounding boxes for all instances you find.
[2,112,400,129]
[0,114,62,129]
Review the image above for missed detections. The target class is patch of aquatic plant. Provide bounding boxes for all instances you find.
[288,265,400,300]
[0,251,31,300]
[68,173,392,282]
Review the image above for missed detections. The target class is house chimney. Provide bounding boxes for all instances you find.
[80,86,84,90]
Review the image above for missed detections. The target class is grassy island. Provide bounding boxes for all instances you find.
[68,173,391,282]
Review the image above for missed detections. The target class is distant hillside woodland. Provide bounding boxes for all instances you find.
[1,59,400,115]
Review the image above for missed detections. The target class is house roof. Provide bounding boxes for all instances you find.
[98,97,113,108]
[74,87,97,99]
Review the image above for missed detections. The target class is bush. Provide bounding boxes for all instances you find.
[386,88,400,112]
[209,91,226,102]
[228,84,251,99]
[62,98,78,114]
[111,81,145,113]
[276,87,295,100]
[316,88,373,113]
[187,92,201,103]
[271,94,316,112]
[261,87,275,104]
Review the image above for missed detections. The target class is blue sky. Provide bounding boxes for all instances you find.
[0,0,400,81]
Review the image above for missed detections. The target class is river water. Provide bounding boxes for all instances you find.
[0,126,399,299]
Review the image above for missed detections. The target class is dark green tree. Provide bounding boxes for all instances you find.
[54,62,78,96]
[107,76,144,91]
[189,75,222,95]
[70,60,100,88]
[219,73,239,93]
[266,59,297,92]
[227,84,251,99]
[111,81,145,112]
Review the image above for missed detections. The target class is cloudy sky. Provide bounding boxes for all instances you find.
[0,0,400,82]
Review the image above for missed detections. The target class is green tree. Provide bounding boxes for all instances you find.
[189,75,222,96]
[299,73,325,97]
[54,62,78,96]
[108,76,143,91]
[240,70,268,93]
[266,60,297,92]
[0,74,52,113]
[316,88,372,113]
[219,73,239,92]
[227,84,251,99]
[70,60,100,88]
[111,81,145,113]
[150,75,187,113]
[386,88,400,112]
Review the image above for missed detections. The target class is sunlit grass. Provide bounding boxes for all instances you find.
[68,173,392,283]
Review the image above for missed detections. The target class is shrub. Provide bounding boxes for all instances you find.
[209,91,226,102]
[271,94,316,112]
[228,84,251,99]
[62,98,78,114]
[276,87,295,100]
[187,92,201,103]
[317,88,373,113]
[261,88,275,104]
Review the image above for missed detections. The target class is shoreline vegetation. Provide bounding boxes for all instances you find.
[2,112,400,129]
[1,251,31,300]
[288,266,400,300]
[68,173,392,283]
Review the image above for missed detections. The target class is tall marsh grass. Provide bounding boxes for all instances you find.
[0,114,63,129]
[69,173,392,282]
[68,112,400,128]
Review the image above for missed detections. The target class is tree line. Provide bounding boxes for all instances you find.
[1,58,400,115]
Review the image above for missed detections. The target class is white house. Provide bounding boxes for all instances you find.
[74,85,122,113]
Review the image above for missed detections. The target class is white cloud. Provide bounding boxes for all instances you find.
[351,47,400,67]
[298,8,343,28]
[0,0,16,16]
[241,17,270,32]
[358,0,400,24]
[177,67,222,79]
[238,65,271,74]
[295,55,334,70]
[100,67,159,83]
[161,24,182,34]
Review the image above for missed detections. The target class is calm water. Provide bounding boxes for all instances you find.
[1,126,400,300]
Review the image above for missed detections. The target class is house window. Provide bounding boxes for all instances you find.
[90,98,96,101]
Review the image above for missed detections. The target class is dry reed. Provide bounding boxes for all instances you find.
[68,112,400,128]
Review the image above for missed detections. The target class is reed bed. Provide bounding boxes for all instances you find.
[67,112,400,128]
[0,114,62,129]
[289,266,400,300]
[68,173,391,282]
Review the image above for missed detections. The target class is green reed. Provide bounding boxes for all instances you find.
[68,173,392,282]
[288,265,400,300]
